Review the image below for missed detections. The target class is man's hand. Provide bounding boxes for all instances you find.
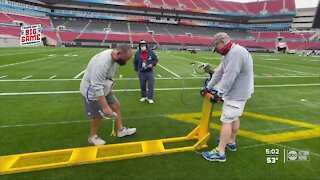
[200,87,210,96]
[210,93,224,103]
[148,64,153,68]
[102,107,114,117]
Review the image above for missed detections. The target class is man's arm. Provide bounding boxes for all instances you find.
[218,53,243,95]
[152,51,158,66]
[206,62,223,89]
[91,62,113,116]
[133,52,139,72]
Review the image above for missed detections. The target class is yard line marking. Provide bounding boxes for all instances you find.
[21,75,32,80]
[1,83,320,96]
[0,57,51,68]
[49,75,57,79]
[253,126,304,133]
[274,73,284,76]
[264,58,280,61]
[275,144,320,157]
[255,64,317,76]
[0,75,319,82]
[0,75,7,79]
[73,69,86,79]
[157,74,162,78]
[191,73,197,77]
[0,114,163,128]
[157,63,181,77]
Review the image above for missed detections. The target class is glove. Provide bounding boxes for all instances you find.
[210,93,224,103]
[200,87,210,96]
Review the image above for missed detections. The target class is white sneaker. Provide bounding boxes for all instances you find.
[117,127,136,138]
[140,97,147,102]
[148,99,154,104]
[88,135,106,146]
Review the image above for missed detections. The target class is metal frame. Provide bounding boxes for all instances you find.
[0,95,213,175]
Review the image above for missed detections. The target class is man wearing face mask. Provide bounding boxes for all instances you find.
[80,45,136,146]
[201,32,254,162]
[134,40,158,104]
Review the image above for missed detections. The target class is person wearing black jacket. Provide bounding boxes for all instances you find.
[133,40,158,104]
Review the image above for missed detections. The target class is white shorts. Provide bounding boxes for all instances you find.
[220,100,247,123]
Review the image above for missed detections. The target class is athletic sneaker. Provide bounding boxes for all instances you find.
[147,99,154,104]
[117,127,136,138]
[216,138,237,151]
[88,135,106,146]
[202,148,226,162]
[140,97,147,102]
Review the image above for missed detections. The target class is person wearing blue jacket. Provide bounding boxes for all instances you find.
[134,40,158,104]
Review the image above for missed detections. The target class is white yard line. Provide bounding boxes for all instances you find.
[157,74,162,78]
[0,75,318,82]
[157,63,181,77]
[0,75,7,79]
[21,75,32,80]
[73,69,86,79]
[275,144,320,157]
[191,73,198,77]
[255,64,317,76]
[0,57,51,68]
[1,83,320,96]
[49,75,57,79]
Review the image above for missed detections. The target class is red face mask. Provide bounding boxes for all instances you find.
[216,41,234,55]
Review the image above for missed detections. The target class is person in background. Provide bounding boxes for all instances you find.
[134,40,159,104]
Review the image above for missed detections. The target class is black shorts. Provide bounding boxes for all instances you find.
[83,91,119,118]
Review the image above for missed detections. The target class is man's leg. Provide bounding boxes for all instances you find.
[106,92,136,137]
[139,73,147,98]
[147,72,155,100]
[229,118,240,144]
[89,116,103,137]
[110,102,124,131]
[217,122,232,154]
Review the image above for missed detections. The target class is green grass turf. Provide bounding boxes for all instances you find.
[0,47,319,179]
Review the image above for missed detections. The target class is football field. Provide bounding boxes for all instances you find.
[0,47,319,179]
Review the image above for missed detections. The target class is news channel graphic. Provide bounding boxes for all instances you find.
[265,148,311,164]
[20,24,42,46]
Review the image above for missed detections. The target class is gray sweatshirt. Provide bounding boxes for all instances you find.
[207,44,254,101]
[80,49,117,101]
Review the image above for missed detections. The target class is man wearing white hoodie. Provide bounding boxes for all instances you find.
[201,32,254,162]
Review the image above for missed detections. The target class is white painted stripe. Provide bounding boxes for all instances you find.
[21,75,32,80]
[157,74,162,78]
[255,64,317,76]
[191,73,197,77]
[157,63,181,77]
[0,57,51,68]
[264,58,280,61]
[0,75,318,82]
[73,70,86,79]
[275,144,320,157]
[49,75,57,79]
[274,73,284,76]
[0,83,319,96]
[0,75,7,79]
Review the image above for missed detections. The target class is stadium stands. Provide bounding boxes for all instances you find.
[131,33,155,43]
[106,33,130,42]
[0,26,21,37]
[153,34,179,44]
[7,13,51,27]
[0,12,13,24]
[130,23,148,33]
[59,31,80,42]
[110,21,128,33]
[78,32,106,41]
